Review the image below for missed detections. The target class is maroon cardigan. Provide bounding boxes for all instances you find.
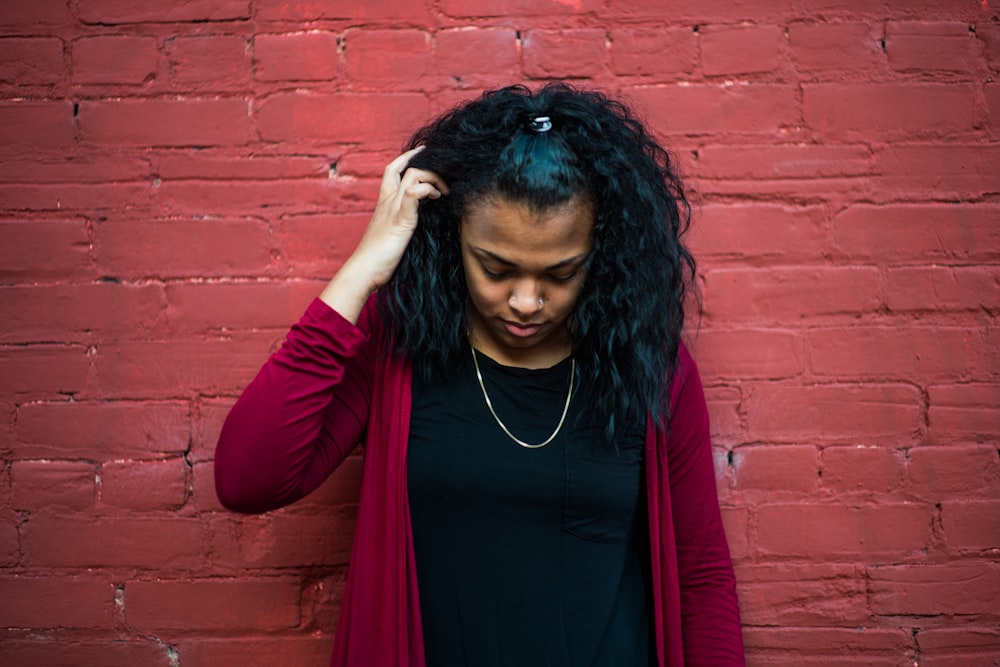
[215,298,745,666]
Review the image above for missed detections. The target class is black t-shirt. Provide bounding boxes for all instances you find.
[408,347,654,666]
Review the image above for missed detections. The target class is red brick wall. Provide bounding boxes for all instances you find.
[2,1,998,665]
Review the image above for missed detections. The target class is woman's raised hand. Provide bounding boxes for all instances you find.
[320,147,449,323]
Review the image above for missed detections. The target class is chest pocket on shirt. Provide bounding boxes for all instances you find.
[563,430,645,543]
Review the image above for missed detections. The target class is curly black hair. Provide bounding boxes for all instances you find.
[378,82,695,441]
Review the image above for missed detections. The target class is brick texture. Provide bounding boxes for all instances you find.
[2,1,997,665]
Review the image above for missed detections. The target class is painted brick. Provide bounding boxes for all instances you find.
[0,514,17,565]
[156,179,335,215]
[164,281,319,333]
[0,283,166,343]
[747,384,922,446]
[100,458,189,510]
[686,329,804,381]
[744,627,911,654]
[192,398,236,462]
[0,1,997,663]
[808,326,998,381]
[605,0,790,21]
[209,511,355,568]
[190,460,226,512]
[440,0,602,17]
[0,157,150,183]
[887,21,979,73]
[701,24,783,76]
[609,27,696,77]
[0,220,92,283]
[870,562,1000,615]
[918,622,1000,667]
[804,83,976,139]
[720,507,749,559]
[0,100,74,148]
[735,563,868,625]
[630,84,798,136]
[523,30,607,78]
[918,628,1000,656]
[175,637,332,667]
[980,23,1000,69]
[87,336,276,400]
[0,345,89,396]
[72,36,158,84]
[694,144,872,180]
[254,32,339,82]
[343,29,431,85]
[928,384,1000,443]
[155,154,325,180]
[0,0,72,25]
[745,624,914,667]
[831,204,1000,263]
[165,35,251,86]
[887,266,1000,313]
[704,386,741,445]
[79,98,251,146]
[788,22,883,70]
[435,28,518,77]
[0,641,172,667]
[77,0,250,23]
[906,446,1000,499]
[756,503,933,558]
[23,515,204,568]
[0,37,64,84]
[279,213,369,278]
[874,145,1000,196]
[256,92,429,146]
[941,500,1000,551]
[257,0,430,20]
[820,446,904,494]
[702,267,880,322]
[125,579,300,630]
[14,400,190,459]
[714,447,733,496]
[0,182,151,212]
[11,460,95,511]
[687,204,826,263]
[0,404,14,455]
[96,218,276,279]
[333,150,397,178]
[732,445,819,493]
[987,82,1000,124]
[0,577,114,628]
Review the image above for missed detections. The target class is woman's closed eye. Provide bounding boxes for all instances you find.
[549,270,579,283]
[480,264,511,281]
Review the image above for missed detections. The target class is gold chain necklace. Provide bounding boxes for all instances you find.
[470,346,575,449]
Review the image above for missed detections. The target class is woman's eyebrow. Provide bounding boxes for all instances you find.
[472,246,589,271]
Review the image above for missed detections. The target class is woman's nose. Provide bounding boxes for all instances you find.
[509,282,544,315]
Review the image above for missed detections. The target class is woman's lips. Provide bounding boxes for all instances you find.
[503,320,542,337]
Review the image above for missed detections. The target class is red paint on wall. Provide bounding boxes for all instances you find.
[1,1,998,665]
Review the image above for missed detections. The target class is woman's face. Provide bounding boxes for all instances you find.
[460,194,594,369]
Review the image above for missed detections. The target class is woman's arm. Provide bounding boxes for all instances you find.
[214,148,448,514]
[213,298,375,514]
[667,346,746,664]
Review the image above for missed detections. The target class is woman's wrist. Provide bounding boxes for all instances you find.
[319,257,378,325]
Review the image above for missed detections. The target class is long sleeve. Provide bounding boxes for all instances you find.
[214,298,378,514]
[666,345,745,664]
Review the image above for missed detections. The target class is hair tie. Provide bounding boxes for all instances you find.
[528,116,552,133]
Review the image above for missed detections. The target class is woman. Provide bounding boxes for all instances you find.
[215,83,744,666]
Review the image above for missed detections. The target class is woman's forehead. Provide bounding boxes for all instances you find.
[460,196,594,264]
